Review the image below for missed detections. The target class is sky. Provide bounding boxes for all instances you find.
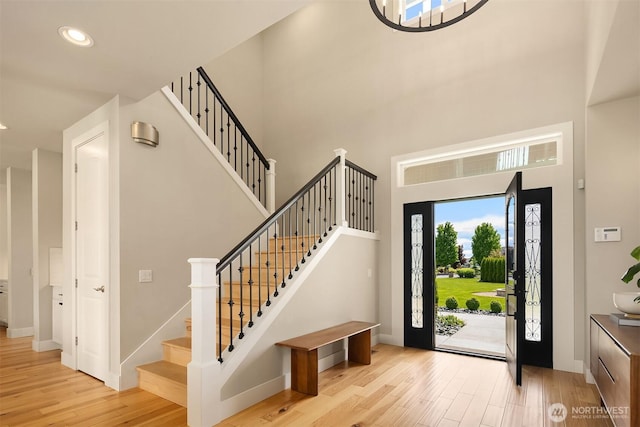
[434,195,505,260]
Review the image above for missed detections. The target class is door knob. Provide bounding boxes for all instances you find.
[93,285,105,293]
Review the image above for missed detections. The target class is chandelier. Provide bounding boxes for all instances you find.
[369,0,488,32]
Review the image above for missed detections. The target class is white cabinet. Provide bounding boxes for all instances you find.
[51,285,63,344]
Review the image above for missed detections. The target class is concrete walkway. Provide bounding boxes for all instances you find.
[436,311,506,357]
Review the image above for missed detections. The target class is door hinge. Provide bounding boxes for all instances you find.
[75,278,78,288]
[75,337,78,346]
[75,163,78,173]
[75,221,78,231]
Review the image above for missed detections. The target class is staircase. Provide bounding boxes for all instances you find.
[139,67,378,423]
[136,235,322,407]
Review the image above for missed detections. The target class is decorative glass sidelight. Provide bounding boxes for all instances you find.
[411,214,424,328]
[524,203,542,341]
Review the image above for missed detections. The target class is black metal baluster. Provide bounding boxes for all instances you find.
[322,174,328,237]
[248,243,254,328]
[217,272,223,362]
[196,73,201,125]
[188,72,193,115]
[288,209,293,280]
[180,76,184,104]
[227,114,232,164]
[252,153,256,198]
[295,200,300,271]
[273,225,279,297]
[228,266,234,352]
[306,191,312,257]
[300,196,306,264]
[280,215,286,288]
[257,234,263,317]
[313,183,318,249]
[238,255,244,339]
[265,226,272,306]
[232,125,242,178]
[204,86,210,136]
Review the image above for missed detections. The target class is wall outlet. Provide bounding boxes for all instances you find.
[139,269,153,283]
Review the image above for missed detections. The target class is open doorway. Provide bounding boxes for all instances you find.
[433,196,506,358]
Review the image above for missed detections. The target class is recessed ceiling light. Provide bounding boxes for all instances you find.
[58,26,94,47]
[0,123,7,130]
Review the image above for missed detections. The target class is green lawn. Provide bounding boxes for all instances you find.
[436,277,505,312]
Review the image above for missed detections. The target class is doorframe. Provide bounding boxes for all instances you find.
[388,122,579,373]
[70,121,110,383]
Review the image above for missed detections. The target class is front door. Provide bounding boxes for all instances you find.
[403,202,435,350]
[505,172,524,385]
[75,124,109,381]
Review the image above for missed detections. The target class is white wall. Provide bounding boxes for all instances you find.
[7,167,33,337]
[253,1,587,356]
[31,149,62,350]
[585,95,640,364]
[117,90,267,361]
[204,34,265,149]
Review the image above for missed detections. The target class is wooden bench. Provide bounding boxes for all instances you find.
[275,321,379,396]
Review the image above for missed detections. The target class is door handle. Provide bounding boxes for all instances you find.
[93,285,105,293]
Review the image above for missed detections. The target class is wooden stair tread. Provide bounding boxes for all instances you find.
[137,361,187,385]
[163,337,191,350]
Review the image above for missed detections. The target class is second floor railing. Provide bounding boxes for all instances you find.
[171,67,270,208]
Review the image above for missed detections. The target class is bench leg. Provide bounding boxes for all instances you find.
[348,330,372,365]
[290,348,318,396]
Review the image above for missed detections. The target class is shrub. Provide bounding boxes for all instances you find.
[490,300,503,313]
[465,297,480,310]
[480,257,506,283]
[437,314,465,327]
[445,296,458,309]
[456,268,476,278]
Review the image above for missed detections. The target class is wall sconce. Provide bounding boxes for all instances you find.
[131,121,159,147]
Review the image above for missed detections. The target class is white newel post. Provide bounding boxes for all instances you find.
[188,258,221,427]
[266,158,277,214]
[333,148,348,227]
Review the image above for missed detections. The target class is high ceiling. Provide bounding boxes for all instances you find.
[0,0,310,170]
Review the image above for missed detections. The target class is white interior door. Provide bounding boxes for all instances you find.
[75,128,109,381]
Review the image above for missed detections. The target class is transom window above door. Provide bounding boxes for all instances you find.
[398,135,561,187]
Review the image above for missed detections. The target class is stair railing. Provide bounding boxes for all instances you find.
[170,67,270,209]
[207,150,376,362]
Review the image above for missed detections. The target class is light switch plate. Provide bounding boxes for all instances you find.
[139,269,153,283]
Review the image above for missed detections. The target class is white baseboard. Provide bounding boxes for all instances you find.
[7,326,34,338]
[105,372,121,391]
[220,375,287,420]
[219,347,359,420]
[61,351,75,369]
[584,363,595,384]
[32,339,61,352]
[377,333,402,347]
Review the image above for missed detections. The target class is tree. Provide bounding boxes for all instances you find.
[471,222,501,265]
[457,245,467,267]
[436,222,458,268]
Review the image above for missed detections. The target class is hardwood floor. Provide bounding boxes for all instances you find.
[217,345,613,427]
[0,327,612,427]
[0,328,187,426]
